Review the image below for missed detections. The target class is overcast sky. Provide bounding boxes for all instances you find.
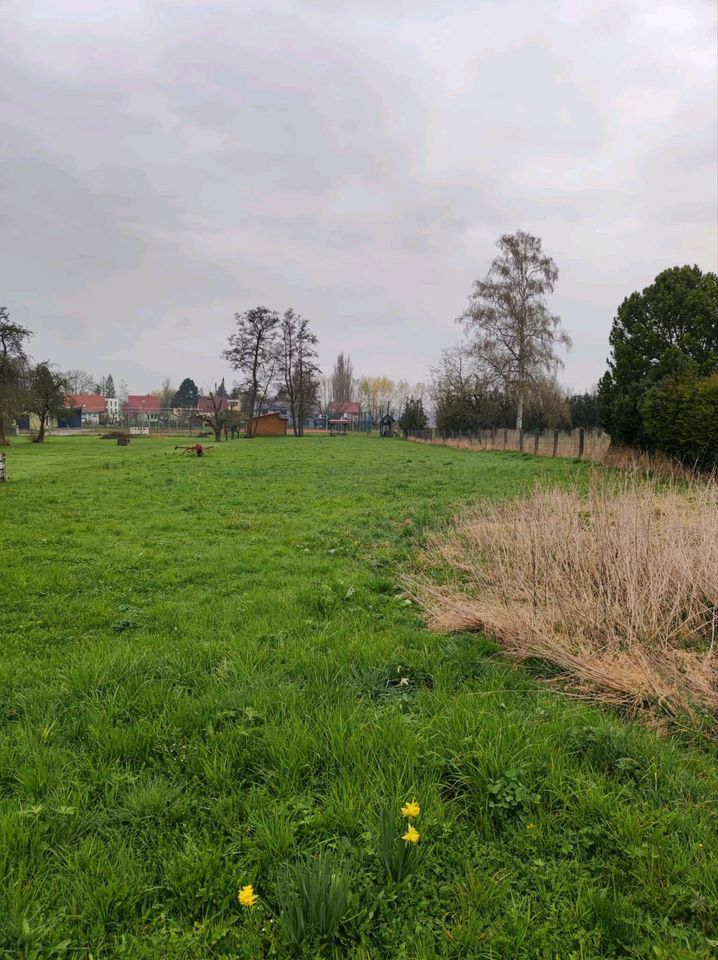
[2,0,716,395]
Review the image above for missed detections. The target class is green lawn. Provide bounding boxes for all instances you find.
[1,436,716,959]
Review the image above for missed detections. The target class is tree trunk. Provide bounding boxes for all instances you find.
[214,428,222,442]
[247,388,256,437]
[37,414,46,442]
[0,416,9,446]
[515,390,524,432]
[291,390,298,436]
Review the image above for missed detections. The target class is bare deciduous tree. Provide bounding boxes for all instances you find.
[154,377,175,410]
[331,353,354,405]
[279,309,320,436]
[197,388,234,442]
[223,307,280,438]
[531,377,571,431]
[356,376,395,425]
[63,369,96,395]
[318,376,332,419]
[460,230,570,431]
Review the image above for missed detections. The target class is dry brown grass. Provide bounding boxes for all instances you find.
[409,474,718,722]
[408,428,611,462]
[409,433,717,479]
[602,444,715,482]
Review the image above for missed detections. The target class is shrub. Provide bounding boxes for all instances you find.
[640,373,718,471]
[597,265,718,448]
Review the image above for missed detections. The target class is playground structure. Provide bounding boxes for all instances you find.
[328,419,349,436]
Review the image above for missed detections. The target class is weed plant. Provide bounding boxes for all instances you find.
[275,854,353,946]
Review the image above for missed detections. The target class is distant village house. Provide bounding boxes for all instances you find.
[123,395,161,423]
[327,401,362,426]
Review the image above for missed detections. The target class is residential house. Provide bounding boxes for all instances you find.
[123,394,161,424]
[105,397,120,422]
[327,401,362,426]
[16,412,62,432]
[65,394,107,426]
[196,395,230,414]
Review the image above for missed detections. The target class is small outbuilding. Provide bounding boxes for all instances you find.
[252,412,287,436]
[379,413,396,437]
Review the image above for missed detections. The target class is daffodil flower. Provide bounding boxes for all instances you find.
[402,825,420,844]
[238,884,258,907]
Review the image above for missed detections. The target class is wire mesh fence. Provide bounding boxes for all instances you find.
[404,427,611,462]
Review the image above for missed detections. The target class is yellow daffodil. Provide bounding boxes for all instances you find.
[402,824,420,844]
[238,884,257,907]
[527,823,535,830]
[401,801,421,818]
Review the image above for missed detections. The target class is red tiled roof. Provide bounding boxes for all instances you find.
[65,394,106,412]
[123,395,161,411]
[197,395,230,413]
[328,401,361,415]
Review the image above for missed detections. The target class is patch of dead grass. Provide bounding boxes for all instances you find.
[409,474,718,722]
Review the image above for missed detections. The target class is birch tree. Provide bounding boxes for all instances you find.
[460,231,570,431]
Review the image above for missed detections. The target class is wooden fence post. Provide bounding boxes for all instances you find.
[552,430,559,457]
[519,429,524,452]
[503,428,508,449]
[578,428,585,459]
[533,431,540,455]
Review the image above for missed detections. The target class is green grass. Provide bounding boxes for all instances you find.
[1,435,716,959]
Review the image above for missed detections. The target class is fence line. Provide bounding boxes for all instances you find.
[404,427,611,462]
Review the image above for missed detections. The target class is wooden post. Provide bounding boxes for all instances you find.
[578,428,585,459]
[533,431,540,455]
[503,428,508,449]
[552,430,559,457]
[519,428,525,452]
[0,453,6,482]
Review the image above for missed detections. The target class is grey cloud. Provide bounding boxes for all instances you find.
[0,0,715,394]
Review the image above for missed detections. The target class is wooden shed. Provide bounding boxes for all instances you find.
[251,412,287,436]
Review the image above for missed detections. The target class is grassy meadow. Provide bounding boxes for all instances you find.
[1,435,717,959]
